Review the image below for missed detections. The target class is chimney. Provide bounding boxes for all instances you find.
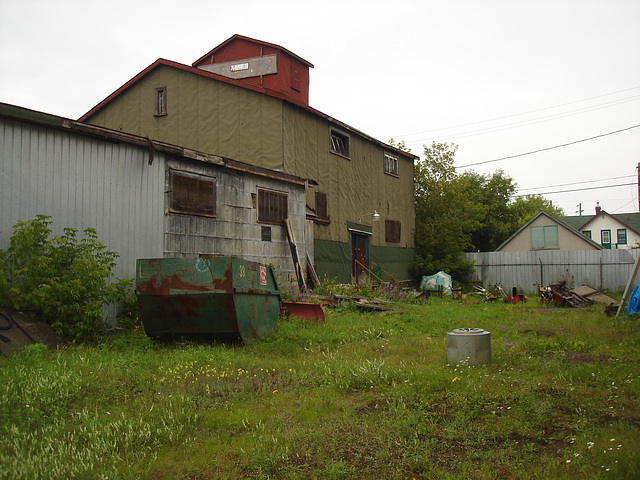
[595,202,601,215]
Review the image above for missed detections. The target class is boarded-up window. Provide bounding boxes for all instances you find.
[170,171,215,217]
[261,226,272,242]
[330,128,350,158]
[384,154,399,176]
[385,220,401,243]
[316,191,329,220]
[258,189,288,224]
[530,225,559,250]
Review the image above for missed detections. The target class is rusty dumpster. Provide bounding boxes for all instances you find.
[136,256,281,342]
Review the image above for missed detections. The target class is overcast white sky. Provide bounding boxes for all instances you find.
[1,0,639,216]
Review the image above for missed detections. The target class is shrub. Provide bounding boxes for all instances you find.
[0,215,131,341]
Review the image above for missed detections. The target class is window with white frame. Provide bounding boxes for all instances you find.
[330,128,350,158]
[384,154,399,176]
[601,230,611,245]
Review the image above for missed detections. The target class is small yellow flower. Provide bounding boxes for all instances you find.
[452,377,461,383]
[272,389,279,394]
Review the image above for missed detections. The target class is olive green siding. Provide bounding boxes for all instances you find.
[85,64,415,277]
[315,239,414,283]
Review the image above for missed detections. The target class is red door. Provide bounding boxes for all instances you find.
[351,233,369,281]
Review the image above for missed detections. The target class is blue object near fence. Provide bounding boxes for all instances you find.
[626,284,640,316]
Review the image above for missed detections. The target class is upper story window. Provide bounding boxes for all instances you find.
[170,170,215,217]
[258,188,288,225]
[601,229,611,245]
[385,220,401,243]
[384,154,399,176]
[583,230,592,239]
[530,225,559,250]
[617,229,627,245]
[155,87,167,116]
[330,128,350,158]
[315,191,329,221]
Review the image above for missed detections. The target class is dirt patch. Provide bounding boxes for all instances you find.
[0,308,67,356]
[568,352,613,364]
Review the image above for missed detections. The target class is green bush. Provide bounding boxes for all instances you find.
[0,215,131,341]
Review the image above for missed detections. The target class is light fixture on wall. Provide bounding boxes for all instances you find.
[359,210,380,223]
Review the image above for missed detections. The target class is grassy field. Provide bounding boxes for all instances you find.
[1,295,639,479]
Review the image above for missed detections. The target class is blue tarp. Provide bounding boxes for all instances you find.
[419,271,452,295]
[626,284,640,316]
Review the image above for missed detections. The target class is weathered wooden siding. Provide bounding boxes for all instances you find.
[0,116,165,282]
[464,249,640,294]
[163,157,306,284]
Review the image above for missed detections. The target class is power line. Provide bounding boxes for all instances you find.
[518,174,635,192]
[456,124,640,169]
[514,182,637,198]
[431,96,640,142]
[393,86,640,139]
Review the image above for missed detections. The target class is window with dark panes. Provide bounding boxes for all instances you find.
[316,191,329,220]
[155,87,167,116]
[258,189,288,224]
[617,229,627,245]
[384,154,399,176]
[330,128,350,158]
[261,226,272,242]
[170,171,215,217]
[385,220,401,243]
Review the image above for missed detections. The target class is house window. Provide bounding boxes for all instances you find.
[330,128,350,158]
[530,225,559,250]
[385,220,401,243]
[258,189,288,225]
[384,154,399,176]
[261,226,272,242]
[601,230,611,247]
[583,230,592,239]
[155,87,167,116]
[617,229,627,245]
[316,191,329,221]
[170,170,215,217]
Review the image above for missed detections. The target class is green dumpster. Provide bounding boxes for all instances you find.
[136,256,281,342]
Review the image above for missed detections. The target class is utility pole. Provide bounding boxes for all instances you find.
[576,203,583,216]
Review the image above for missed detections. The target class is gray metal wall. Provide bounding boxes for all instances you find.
[1,117,307,288]
[464,249,640,294]
[0,117,165,282]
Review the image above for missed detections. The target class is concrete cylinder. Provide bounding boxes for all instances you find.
[446,327,491,366]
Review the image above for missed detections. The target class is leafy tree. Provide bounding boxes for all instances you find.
[412,142,480,280]
[509,194,564,225]
[411,142,565,281]
[0,215,131,341]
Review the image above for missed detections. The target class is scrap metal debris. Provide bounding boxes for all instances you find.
[549,282,593,308]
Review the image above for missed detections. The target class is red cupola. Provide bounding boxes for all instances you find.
[192,34,314,106]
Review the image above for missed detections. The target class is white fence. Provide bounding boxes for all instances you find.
[463,249,640,294]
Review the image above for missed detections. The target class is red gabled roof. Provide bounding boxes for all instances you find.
[79,58,319,122]
[192,34,314,68]
[78,55,416,162]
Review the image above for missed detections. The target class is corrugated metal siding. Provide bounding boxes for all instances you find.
[0,117,165,282]
[464,249,640,294]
